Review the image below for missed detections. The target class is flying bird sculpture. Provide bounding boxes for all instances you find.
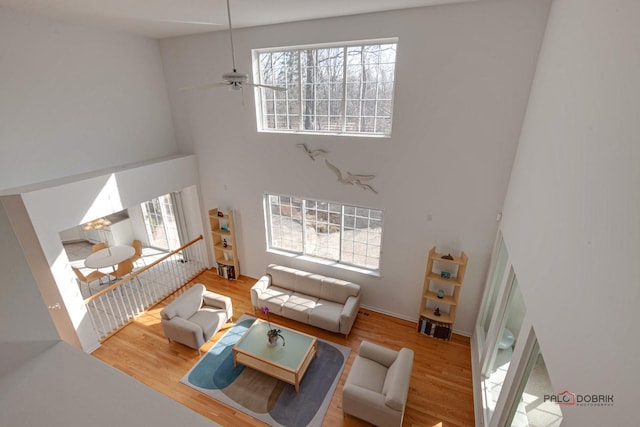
[325,159,378,194]
[296,143,327,161]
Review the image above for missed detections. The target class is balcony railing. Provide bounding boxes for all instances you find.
[83,235,208,341]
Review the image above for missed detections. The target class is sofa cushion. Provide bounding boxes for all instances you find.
[189,309,226,341]
[283,292,318,323]
[308,299,342,332]
[258,285,292,314]
[267,264,298,290]
[295,271,324,299]
[320,277,360,304]
[347,355,388,393]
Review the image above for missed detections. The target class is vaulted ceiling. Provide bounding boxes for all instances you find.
[0,0,481,38]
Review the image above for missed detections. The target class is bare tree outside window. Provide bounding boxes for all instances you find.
[254,39,397,137]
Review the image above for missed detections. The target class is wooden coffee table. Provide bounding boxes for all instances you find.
[232,319,317,392]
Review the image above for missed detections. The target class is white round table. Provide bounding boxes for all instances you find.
[84,245,135,269]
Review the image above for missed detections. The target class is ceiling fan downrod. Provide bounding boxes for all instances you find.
[226,0,237,73]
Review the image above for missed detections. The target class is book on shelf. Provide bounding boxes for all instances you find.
[418,316,452,340]
[216,263,236,280]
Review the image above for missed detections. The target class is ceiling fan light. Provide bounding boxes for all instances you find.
[222,71,248,83]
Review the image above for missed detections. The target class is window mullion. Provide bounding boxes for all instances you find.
[339,205,345,263]
[301,199,307,255]
[297,50,303,131]
[341,46,348,133]
[269,53,274,129]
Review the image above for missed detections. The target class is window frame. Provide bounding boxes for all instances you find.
[252,38,398,138]
[263,193,384,275]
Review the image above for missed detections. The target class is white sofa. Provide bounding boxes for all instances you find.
[250,264,361,336]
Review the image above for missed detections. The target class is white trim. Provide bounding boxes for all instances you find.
[488,321,537,427]
[253,37,399,54]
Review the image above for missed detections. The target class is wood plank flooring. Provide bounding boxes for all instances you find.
[92,270,475,427]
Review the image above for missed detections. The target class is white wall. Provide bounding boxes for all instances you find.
[0,9,177,192]
[160,0,550,333]
[500,0,640,424]
[0,203,59,347]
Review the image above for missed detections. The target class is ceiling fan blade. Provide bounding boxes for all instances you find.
[179,82,229,91]
[246,82,288,92]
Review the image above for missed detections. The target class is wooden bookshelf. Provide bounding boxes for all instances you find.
[208,208,239,280]
[418,246,468,340]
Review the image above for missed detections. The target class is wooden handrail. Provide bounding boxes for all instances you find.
[83,235,204,304]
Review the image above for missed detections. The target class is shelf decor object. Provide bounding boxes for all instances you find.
[208,208,239,280]
[417,246,468,340]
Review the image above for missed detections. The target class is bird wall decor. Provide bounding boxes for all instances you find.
[294,143,379,194]
[296,143,327,161]
[325,159,378,194]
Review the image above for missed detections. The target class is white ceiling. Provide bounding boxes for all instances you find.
[0,0,481,39]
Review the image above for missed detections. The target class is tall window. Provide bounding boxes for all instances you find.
[254,39,398,137]
[264,194,383,271]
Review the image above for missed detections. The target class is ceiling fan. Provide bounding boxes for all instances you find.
[181,0,286,92]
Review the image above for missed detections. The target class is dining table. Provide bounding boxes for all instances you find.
[84,245,135,270]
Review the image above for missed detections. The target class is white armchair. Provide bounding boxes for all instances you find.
[342,341,414,427]
[160,284,232,354]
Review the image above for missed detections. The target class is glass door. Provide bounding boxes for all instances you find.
[481,276,526,426]
[506,340,563,426]
[141,194,180,251]
[478,236,510,348]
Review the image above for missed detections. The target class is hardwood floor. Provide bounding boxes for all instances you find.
[92,270,475,427]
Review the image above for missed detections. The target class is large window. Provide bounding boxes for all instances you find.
[253,39,398,137]
[264,194,383,271]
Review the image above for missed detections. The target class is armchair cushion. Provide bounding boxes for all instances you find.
[346,355,388,393]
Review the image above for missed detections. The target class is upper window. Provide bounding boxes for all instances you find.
[264,194,384,272]
[253,39,398,137]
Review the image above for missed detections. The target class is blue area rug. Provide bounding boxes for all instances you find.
[180,315,350,427]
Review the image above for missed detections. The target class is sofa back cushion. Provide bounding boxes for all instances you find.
[161,284,204,320]
[267,264,360,304]
[320,277,360,304]
[267,264,298,289]
[295,271,325,297]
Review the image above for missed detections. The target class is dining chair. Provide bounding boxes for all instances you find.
[108,258,142,296]
[110,258,135,280]
[131,239,146,267]
[91,242,108,252]
[72,266,106,297]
